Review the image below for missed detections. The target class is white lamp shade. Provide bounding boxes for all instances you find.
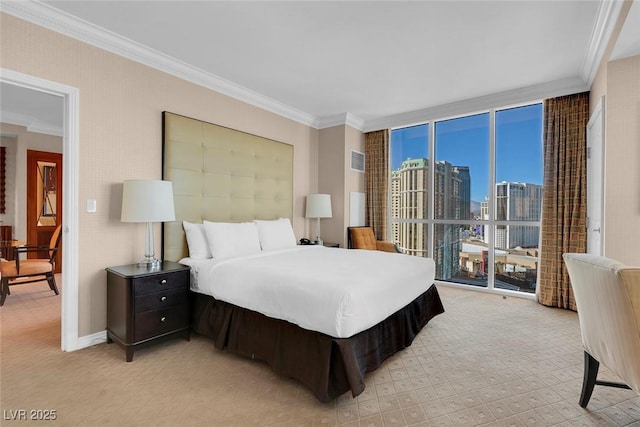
[305,194,332,219]
[121,179,176,223]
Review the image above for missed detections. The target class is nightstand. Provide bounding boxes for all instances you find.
[106,261,191,362]
[323,242,340,248]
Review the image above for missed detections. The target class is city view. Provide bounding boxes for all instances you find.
[390,104,543,294]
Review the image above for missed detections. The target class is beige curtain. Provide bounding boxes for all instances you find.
[538,92,589,310]
[364,129,390,241]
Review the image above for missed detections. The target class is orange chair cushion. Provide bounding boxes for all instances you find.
[376,241,398,253]
[0,259,52,278]
[350,228,378,250]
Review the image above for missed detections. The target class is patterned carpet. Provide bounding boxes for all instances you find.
[1,277,638,426]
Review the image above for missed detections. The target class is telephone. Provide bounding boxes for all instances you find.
[299,238,315,245]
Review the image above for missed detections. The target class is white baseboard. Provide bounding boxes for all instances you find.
[64,330,107,352]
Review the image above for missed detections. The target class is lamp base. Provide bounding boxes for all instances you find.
[137,256,162,269]
[139,222,161,269]
[314,237,324,246]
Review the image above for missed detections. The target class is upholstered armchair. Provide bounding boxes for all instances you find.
[563,253,640,407]
[0,225,62,306]
[347,226,400,253]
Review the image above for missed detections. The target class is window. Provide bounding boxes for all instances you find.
[390,103,543,295]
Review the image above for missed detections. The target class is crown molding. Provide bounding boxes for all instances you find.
[1,0,319,128]
[27,123,63,137]
[362,77,589,132]
[581,0,625,86]
[0,111,63,136]
[345,113,365,131]
[317,112,365,131]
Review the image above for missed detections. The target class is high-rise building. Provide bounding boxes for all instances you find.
[391,158,429,257]
[453,166,471,220]
[480,197,489,220]
[391,158,470,280]
[493,181,543,248]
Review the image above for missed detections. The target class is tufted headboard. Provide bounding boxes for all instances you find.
[162,112,294,262]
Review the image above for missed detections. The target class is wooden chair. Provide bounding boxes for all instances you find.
[0,225,62,306]
[347,226,401,253]
[563,253,640,407]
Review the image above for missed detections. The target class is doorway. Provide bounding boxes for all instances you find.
[27,150,63,272]
[586,96,605,256]
[1,69,80,351]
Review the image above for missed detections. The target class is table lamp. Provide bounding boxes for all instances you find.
[121,179,175,268]
[305,194,332,245]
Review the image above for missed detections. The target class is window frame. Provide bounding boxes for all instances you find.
[388,102,543,299]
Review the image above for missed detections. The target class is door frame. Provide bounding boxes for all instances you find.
[1,69,80,352]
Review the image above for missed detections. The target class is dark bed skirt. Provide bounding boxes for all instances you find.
[190,284,444,402]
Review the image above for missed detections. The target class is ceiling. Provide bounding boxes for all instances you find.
[0,82,64,136]
[1,0,639,134]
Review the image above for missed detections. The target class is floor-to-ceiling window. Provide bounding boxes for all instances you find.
[390,103,543,295]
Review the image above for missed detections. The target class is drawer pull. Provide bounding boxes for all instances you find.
[160,317,166,322]
[160,279,167,285]
[161,296,167,302]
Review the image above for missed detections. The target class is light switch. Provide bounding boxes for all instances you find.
[87,199,97,213]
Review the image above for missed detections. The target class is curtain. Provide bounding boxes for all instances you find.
[538,92,589,310]
[364,129,390,241]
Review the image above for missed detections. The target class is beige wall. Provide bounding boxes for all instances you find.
[317,125,365,247]
[1,13,319,336]
[317,125,345,246]
[343,125,365,237]
[588,1,639,265]
[0,123,63,241]
[603,54,640,264]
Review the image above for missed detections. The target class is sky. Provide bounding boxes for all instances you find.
[391,103,543,202]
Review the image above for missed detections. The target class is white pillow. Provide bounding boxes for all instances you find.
[203,221,262,261]
[183,221,212,259]
[254,218,297,251]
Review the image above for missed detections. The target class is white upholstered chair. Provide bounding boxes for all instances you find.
[563,253,640,407]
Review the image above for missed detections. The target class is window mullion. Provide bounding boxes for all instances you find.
[487,109,496,290]
[428,121,435,259]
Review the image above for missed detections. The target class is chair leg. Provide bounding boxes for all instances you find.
[1,278,9,306]
[47,272,60,295]
[580,351,599,408]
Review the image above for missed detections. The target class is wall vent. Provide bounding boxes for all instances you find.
[351,150,365,173]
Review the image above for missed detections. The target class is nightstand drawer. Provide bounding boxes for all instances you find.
[133,272,188,296]
[135,288,188,313]
[134,304,189,342]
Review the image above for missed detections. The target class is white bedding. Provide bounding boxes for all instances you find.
[181,246,435,338]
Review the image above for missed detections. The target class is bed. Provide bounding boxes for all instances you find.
[162,112,444,401]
